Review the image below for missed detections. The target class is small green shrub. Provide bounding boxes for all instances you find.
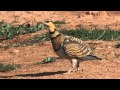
[53,20,66,24]
[0,63,20,72]
[53,20,66,27]
[41,57,56,64]
[0,21,44,40]
[0,33,50,48]
[61,29,120,41]
[34,57,56,65]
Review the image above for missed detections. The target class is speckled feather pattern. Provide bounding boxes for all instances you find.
[50,31,94,59]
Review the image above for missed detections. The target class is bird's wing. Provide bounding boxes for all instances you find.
[62,36,92,58]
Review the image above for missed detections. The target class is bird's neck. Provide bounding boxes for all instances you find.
[49,29,60,38]
[49,24,56,33]
[49,28,64,51]
[49,27,55,32]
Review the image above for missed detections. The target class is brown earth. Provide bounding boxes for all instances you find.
[0,11,120,79]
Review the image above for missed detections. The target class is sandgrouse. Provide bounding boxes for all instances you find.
[42,19,102,74]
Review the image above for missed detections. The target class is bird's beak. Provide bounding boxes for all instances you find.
[39,21,46,27]
[41,21,47,26]
[41,20,46,24]
[40,21,48,29]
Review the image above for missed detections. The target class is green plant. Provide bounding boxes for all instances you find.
[53,20,66,24]
[0,21,45,40]
[41,57,56,64]
[0,33,50,48]
[0,63,20,72]
[53,20,66,27]
[34,57,56,65]
[61,29,120,41]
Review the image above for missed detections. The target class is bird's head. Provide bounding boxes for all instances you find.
[42,19,56,32]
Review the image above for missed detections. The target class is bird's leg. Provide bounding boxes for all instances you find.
[67,59,79,74]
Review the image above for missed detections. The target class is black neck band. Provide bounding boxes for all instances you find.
[49,31,55,34]
[51,34,61,39]
[49,29,57,34]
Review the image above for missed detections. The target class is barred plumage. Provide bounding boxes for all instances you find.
[63,35,92,58]
[43,19,102,74]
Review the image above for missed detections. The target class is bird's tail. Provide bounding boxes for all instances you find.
[82,55,102,60]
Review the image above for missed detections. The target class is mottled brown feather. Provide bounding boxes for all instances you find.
[61,35,93,58]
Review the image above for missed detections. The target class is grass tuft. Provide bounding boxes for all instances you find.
[0,63,21,72]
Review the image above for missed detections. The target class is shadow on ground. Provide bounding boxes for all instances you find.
[0,71,67,78]
[0,76,14,78]
[15,71,67,77]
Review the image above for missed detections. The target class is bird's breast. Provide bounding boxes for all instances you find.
[55,47,68,58]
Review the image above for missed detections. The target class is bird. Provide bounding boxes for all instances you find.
[42,19,102,74]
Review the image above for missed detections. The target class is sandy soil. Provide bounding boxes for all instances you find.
[0,11,120,79]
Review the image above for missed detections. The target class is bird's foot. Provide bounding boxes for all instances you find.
[67,68,78,74]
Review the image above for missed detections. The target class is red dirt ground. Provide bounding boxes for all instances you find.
[0,11,120,79]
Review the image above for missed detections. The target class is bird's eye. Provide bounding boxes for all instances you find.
[46,21,50,23]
